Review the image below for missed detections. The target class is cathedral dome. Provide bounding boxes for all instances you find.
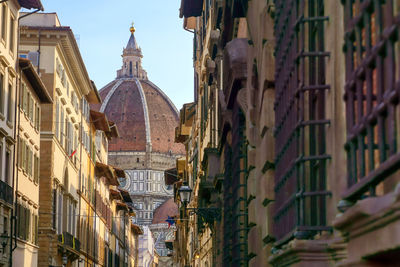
[96,27,184,155]
[151,198,178,225]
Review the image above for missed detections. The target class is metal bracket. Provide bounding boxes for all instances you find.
[186,207,221,230]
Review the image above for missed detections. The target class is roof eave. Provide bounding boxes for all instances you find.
[18,0,44,10]
[19,58,52,103]
[90,109,110,132]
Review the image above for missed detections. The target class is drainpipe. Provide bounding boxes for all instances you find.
[10,7,41,267]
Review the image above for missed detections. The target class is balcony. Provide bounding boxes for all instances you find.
[0,180,13,205]
[58,231,81,252]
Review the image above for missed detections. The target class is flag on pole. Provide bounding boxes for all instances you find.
[165,216,175,228]
[69,149,77,158]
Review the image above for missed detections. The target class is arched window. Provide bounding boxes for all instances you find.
[129,61,132,76]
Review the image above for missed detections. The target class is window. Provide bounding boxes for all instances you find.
[7,83,12,121]
[5,149,10,184]
[57,189,63,234]
[20,82,25,110]
[55,98,59,139]
[17,137,22,167]
[139,172,143,180]
[22,83,28,113]
[67,199,73,234]
[1,4,6,41]
[35,104,40,130]
[28,92,33,122]
[33,154,39,183]
[52,189,57,230]
[9,15,14,53]
[32,213,38,244]
[81,98,90,122]
[133,183,137,191]
[133,172,137,180]
[139,183,143,191]
[21,139,26,171]
[273,0,330,245]
[343,0,400,200]
[64,117,68,151]
[0,73,3,114]
[60,108,64,147]
[27,147,32,177]
[66,119,70,153]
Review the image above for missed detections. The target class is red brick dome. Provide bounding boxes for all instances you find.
[97,78,184,155]
[152,198,178,225]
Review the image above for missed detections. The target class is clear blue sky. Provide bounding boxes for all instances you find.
[28,0,194,110]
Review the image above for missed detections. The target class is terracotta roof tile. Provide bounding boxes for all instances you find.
[151,198,178,225]
[96,79,184,155]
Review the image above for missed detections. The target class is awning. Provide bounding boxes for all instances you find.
[95,162,119,186]
[105,121,119,139]
[184,17,197,30]
[128,207,136,217]
[18,0,43,10]
[19,58,52,103]
[90,110,110,132]
[110,188,122,201]
[86,80,101,104]
[112,166,126,178]
[116,201,129,211]
[131,223,143,235]
[119,189,132,203]
[164,167,178,186]
[179,0,204,18]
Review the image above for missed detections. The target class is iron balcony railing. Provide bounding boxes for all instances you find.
[0,180,13,205]
[58,231,81,252]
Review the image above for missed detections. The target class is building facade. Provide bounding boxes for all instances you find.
[174,0,400,267]
[19,13,142,267]
[13,58,52,267]
[0,1,44,266]
[19,13,94,266]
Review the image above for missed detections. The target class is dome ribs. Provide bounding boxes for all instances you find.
[97,79,184,155]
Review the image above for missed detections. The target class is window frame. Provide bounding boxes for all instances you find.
[342,0,400,200]
[273,0,331,245]
[1,4,7,43]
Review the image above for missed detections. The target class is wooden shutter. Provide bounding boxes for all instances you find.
[23,83,28,113]
[55,98,59,140]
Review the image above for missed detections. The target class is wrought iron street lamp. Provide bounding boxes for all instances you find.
[178,183,221,227]
[178,184,192,204]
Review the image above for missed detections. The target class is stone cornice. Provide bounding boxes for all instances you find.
[20,27,92,97]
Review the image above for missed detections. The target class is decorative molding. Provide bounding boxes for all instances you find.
[135,78,152,148]
[99,79,125,113]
